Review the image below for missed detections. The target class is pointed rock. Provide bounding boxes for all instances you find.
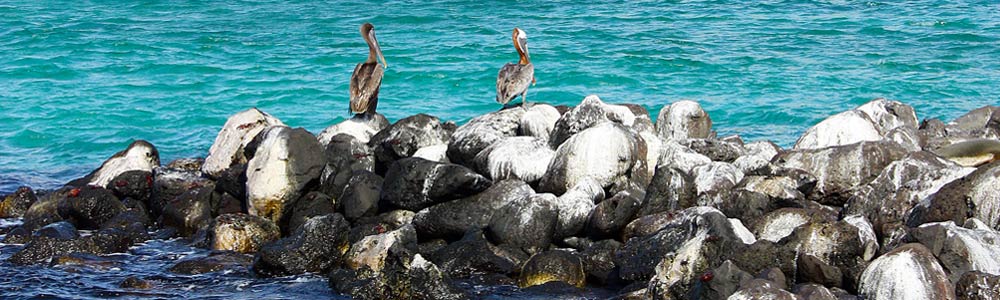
[203,108,284,178]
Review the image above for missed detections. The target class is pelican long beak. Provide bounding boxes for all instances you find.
[370,29,388,69]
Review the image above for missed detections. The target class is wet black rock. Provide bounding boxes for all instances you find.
[339,171,382,222]
[34,221,78,240]
[56,187,126,230]
[577,239,622,285]
[285,191,336,234]
[150,167,214,219]
[369,113,454,172]
[108,170,153,203]
[380,157,491,211]
[168,251,253,275]
[9,229,134,265]
[253,214,351,277]
[413,179,533,240]
[429,230,520,277]
[0,186,38,218]
[587,188,644,240]
[158,185,218,236]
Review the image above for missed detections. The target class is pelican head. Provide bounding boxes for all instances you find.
[361,23,387,68]
[512,27,529,64]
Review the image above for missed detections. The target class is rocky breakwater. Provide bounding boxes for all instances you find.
[3,99,1000,299]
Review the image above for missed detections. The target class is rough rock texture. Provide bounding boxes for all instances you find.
[519,104,562,140]
[344,225,417,272]
[911,220,1000,283]
[330,249,467,300]
[208,214,281,254]
[549,95,636,148]
[844,151,973,239]
[786,219,875,290]
[751,208,835,243]
[316,113,389,146]
[158,185,218,236]
[857,243,955,300]
[253,214,351,277]
[413,179,533,240]
[9,229,134,265]
[642,165,696,216]
[540,122,648,195]
[682,139,746,163]
[691,162,743,207]
[56,187,126,230]
[487,193,558,253]
[656,100,712,141]
[339,171,382,222]
[955,271,1000,300]
[380,157,492,211]
[285,191,336,234]
[775,140,908,205]
[907,160,1000,229]
[553,178,604,239]
[429,230,519,277]
[108,170,154,203]
[319,133,375,198]
[202,108,284,177]
[0,186,38,218]
[473,136,555,183]
[168,252,253,275]
[518,250,586,288]
[587,188,643,240]
[658,140,713,175]
[368,114,453,169]
[447,108,524,166]
[246,126,326,225]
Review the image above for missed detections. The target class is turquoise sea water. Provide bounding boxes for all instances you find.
[1,0,998,193]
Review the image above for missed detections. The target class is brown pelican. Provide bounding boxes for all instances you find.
[350,23,387,116]
[496,27,535,108]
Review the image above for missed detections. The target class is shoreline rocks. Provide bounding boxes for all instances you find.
[4,97,1000,299]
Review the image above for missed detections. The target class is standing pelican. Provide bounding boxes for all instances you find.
[350,23,388,116]
[496,27,535,108]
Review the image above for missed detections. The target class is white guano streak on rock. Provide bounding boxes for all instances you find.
[729,218,757,244]
[860,250,939,300]
[759,213,809,243]
[203,108,283,176]
[420,163,443,199]
[794,110,881,149]
[89,144,158,187]
[412,144,449,163]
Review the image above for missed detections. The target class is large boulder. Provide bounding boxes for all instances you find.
[202,108,284,177]
[587,187,643,240]
[519,104,562,140]
[368,114,454,170]
[253,214,351,277]
[473,136,555,183]
[857,243,955,300]
[56,187,126,230]
[794,110,881,150]
[339,171,383,222]
[81,140,160,188]
[775,140,908,205]
[655,100,712,141]
[246,126,326,225]
[208,213,281,254]
[429,230,520,277]
[786,219,877,290]
[319,133,374,198]
[641,165,696,216]
[549,95,636,148]
[691,162,743,208]
[447,108,524,166]
[487,193,558,254]
[540,122,648,195]
[157,185,218,236]
[380,157,491,211]
[9,229,134,265]
[911,220,1000,283]
[344,225,418,272]
[553,178,604,239]
[682,139,745,163]
[316,113,389,146]
[907,160,1000,229]
[413,179,533,240]
[844,151,973,239]
[285,191,336,234]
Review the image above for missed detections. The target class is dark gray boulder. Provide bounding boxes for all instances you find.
[56,187,126,230]
[907,160,1000,229]
[339,171,383,222]
[285,191,336,234]
[775,140,908,205]
[413,179,533,240]
[253,214,351,277]
[429,230,520,277]
[0,186,37,218]
[641,165,696,216]
[380,157,491,211]
[369,114,454,171]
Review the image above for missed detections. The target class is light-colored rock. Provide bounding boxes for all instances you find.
[317,113,389,146]
[658,141,712,175]
[88,140,160,188]
[246,126,326,224]
[912,221,1000,283]
[209,213,281,254]
[203,108,284,177]
[729,218,757,244]
[540,122,645,195]
[344,225,417,272]
[858,243,955,300]
[794,110,882,149]
[552,178,603,238]
[412,144,449,163]
[776,140,908,205]
[856,98,918,135]
[656,100,712,141]
[549,95,636,148]
[754,209,811,243]
[692,162,743,207]
[447,108,524,165]
[518,104,561,140]
[473,137,554,183]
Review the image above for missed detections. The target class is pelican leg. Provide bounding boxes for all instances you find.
[521,90,533,110]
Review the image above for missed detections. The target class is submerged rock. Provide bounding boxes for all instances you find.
[208,214,280,254]
[202,108,284,178]
[857,243,954,300]
[169,251,253,275]
[246,126,326,225]
[655,100,712,141]
[316,113,390,146]
[380,157,491,211]
[9,229,134,265]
